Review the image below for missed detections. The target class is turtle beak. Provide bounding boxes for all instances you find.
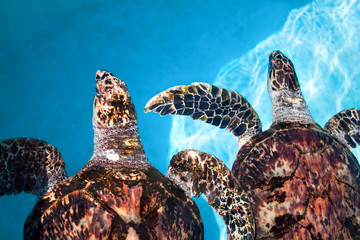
[93,70,137,128]
[268,50,282,84]
[95,70,114,83]
[268,51,276,68]
[95,70,111,97]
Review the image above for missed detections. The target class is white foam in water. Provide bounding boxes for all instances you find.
[169,0,360,238]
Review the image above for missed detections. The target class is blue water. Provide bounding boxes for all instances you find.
[170,0,360,238]
[2,0,359,239]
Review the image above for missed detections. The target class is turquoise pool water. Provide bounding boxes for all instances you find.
[1,0,359,239]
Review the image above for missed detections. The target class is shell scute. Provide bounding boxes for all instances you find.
[155,197,202,240]
[253,177,308,236]
[282,224,313,240]
[330,145,360,186]
[96,185,142,224]
[25,164,204,239]
[295,153,333,193]
[81,165,112,182]
[299,196,342,238]
[329,180,360,237]
[233,123,360,238]
[140,188,164,216]
[25,189,113,239]
[235,133,300,188]
[53,177,86,199]
[272,124,330,154]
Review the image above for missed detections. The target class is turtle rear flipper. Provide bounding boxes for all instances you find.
[145,83,262,145]
[324,109,360,150]
[0,138,67,197]
[167,149,255,240]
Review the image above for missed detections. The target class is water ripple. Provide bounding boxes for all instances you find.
[170,0,360,238]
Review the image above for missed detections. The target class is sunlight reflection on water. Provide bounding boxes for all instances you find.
[170,0,360,238]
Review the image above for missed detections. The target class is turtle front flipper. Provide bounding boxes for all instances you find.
[145,83,262,145]
[0,138,67,197]
[167,149,255,240]
[324,108,360,149]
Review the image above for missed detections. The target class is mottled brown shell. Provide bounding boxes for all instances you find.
[24,165,203,240]
[232,122,360,239]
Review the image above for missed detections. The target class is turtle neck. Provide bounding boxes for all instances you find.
[87,122,150,169]
[270,89,314,125]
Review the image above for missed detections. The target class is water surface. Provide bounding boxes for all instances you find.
[3,0,358,239]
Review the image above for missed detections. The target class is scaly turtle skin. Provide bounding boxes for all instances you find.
[0,70,204,239]
[167,150,255,240]
[145,51,360,239]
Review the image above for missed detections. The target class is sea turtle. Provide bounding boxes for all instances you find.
[0,70,204,239]
[145,51,360,239]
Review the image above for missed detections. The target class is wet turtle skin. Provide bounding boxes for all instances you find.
[24,164,203,239]
[0,70,205,239]
[144,50,360,239]
[233,121,360,239]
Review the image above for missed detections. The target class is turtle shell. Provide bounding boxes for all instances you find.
[232,122,360,239]
[24,165,203,239]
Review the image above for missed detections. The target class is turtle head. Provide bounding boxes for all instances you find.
[93,70,137,129]
[267,51,313,124]
[90,70,148,168]
[268,50,301,94]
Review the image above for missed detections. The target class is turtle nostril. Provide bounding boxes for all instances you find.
[102,72,109,79]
